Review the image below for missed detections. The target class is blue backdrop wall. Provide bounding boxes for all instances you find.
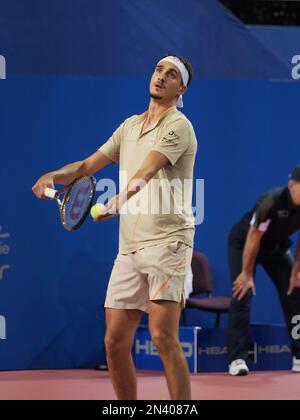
[0,0,299,369]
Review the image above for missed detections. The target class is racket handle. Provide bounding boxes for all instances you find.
[44,188,57,199]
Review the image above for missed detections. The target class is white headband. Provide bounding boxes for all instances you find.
[158,56,189,108]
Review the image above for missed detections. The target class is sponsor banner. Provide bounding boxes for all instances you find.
[133,325,292,373]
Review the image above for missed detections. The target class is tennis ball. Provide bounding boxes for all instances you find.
[90,203,107,219]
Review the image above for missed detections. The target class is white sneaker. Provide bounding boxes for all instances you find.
[292,358,300,373]
[229,359,249,376]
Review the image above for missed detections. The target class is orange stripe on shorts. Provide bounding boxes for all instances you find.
[152,256,186,300]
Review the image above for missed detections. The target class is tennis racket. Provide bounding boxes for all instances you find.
[44,176,96,231]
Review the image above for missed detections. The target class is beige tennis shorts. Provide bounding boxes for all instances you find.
[104,241,193,313]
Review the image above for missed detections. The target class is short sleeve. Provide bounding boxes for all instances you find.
[250,193,275,232]
[98,121,125,164]
[151,119,191,166]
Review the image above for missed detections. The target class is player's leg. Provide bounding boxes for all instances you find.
[105,308,143,400]
[148,300,191,400]
[104,253,148,399]
[145,242,192,400]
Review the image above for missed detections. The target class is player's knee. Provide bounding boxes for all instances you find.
[151,330,179,354]
[104,334,131,357]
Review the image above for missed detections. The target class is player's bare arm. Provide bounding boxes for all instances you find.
[32,151,113,199]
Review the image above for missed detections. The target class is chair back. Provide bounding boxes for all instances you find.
[191,252,213,295]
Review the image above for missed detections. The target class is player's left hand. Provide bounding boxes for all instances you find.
[288,272,300,296]
[94,194,125,222]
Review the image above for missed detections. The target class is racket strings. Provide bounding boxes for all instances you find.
[63,177,94,229]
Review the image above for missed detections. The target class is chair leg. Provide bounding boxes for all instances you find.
[215,313,221,328]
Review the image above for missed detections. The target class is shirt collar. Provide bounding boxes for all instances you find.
[135,106,178,135]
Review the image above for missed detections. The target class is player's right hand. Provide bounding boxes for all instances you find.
[233,272,256,301]
[32,173,55,199]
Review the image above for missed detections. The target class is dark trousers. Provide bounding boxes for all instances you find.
[228,245,300,364]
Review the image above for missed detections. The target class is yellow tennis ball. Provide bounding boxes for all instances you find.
[90,203,107,219]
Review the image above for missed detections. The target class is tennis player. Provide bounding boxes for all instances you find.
[32,54,198,400]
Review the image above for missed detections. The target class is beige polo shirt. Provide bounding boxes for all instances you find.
[99,106,198,254]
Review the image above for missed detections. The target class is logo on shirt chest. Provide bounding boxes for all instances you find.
[277,210,290,219]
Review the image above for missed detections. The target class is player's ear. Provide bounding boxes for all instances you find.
[178,85,187,96]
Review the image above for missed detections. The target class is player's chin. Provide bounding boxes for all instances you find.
[150,91,163,100]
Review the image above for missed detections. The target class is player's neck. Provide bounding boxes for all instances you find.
[145,99,176,126]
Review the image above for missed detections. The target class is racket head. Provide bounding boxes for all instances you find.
[60,176,96,231]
